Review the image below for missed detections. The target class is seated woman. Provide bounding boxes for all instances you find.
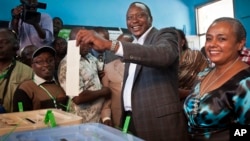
[13,46,69,112]
[183,17,250,141]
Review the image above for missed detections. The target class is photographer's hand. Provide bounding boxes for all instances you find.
[10,5,23,34]
[11,5,23,19]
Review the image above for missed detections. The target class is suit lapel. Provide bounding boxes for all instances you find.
[123,62,141,89]
[144,27,157,45]
[134,64,142,83]
[124,63,130,80]
[122,28,158,93]
[132,27,157,83]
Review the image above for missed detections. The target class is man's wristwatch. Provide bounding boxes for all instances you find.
[110,40,118,52]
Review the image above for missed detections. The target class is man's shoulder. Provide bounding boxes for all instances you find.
[15,61,33,71]
[148,26,177,32]
[148,27,177,37]
[159,27,178,34]
[19,79,35,86]
[41,13,51,17]
[14,61,33,78]
[18,79,37,93]
[152,27,179,40]
[40,13,52,20]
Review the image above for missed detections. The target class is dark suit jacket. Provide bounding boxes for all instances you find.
[120,27,189,141]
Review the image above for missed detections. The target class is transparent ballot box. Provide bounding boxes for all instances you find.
[1,123,144,141]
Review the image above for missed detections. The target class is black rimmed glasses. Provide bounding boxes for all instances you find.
[33,58,55,66]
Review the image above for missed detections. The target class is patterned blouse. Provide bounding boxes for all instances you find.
[183,67,250,139]
[58,53,104,123]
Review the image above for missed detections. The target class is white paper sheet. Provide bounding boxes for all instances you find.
[66,40,80,97]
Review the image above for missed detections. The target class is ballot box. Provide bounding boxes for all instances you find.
[0,122,144,141]
[0,108,83,136]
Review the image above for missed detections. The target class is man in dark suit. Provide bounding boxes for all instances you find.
[75,2,188,141]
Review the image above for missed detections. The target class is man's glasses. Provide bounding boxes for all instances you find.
[33,59,55,66]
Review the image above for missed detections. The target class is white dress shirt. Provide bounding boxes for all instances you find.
[115,27,153,111]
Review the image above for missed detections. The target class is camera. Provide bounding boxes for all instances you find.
[20,0,47,23]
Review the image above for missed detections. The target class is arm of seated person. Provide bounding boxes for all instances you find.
[72,86,111,105]
[13,89,33,112]
[100,99,113,126]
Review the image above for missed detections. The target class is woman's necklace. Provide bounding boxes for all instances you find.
[192,57,239,116]
[199,57,239,96]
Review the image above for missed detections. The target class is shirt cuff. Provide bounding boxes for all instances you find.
[102,117,111,123]
[115,41,123,56]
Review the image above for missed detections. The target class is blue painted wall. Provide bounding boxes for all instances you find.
[234,0,250,47]
[1,0,249,46]
[0,0,208,35]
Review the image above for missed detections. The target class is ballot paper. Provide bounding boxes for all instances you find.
[66,40,80,97]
